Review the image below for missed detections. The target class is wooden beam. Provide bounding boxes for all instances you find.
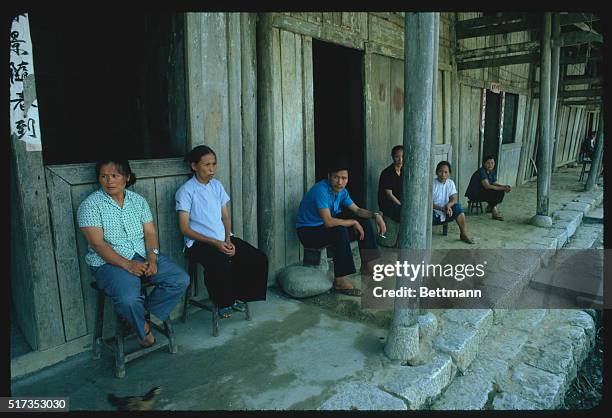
[456,40,540,61]
[559,13,599,26]
[457,16,539,39]
[271,13,364,51]
[562,76,602,86]
[561,30,602,47]
[458,52,539,70]
[562,99,601,106]
[455,12,524,31]
[535,88,603,99]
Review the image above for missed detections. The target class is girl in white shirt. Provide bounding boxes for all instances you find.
[432,161,474,244]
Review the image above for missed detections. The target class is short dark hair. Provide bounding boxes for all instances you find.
[482,155,495,164]
[95,157,136,187]
[391,145,404,156]
[185,145,217,171]
[327,156,350,176]
[435,160,452,174]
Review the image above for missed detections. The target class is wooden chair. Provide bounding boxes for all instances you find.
[91,278,177,378]
[182,257,250,337]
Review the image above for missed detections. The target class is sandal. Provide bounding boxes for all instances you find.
[218,306,233,318]
[460,234,475,244]
[231,300,246,312]
[333,287,362,297]
[492,214,504,221]
[138,327,155,348]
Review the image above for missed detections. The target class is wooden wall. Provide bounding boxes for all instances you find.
[454,13,592,187]
[258,15,315,277]
[185,13,258,246]
[10,12,258,361]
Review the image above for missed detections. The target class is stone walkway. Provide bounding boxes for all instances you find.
[10,167,603,410]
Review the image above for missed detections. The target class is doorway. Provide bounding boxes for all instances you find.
[312,40,365,206]
[28,13,187,165]
[482,90,501,163]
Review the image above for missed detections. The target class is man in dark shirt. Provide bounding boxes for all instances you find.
[378,145,404,223]
[465,155,512,221]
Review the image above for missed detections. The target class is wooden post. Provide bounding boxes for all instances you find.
[426,14,439,249]
[549,13,561,174]
[585,107,604,191]
[240,13,258,245]
[531,13,553,228]
[384,12,436,362]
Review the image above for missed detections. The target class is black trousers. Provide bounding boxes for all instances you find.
[297,212,380,278]
[475,189,505,208]
[380,201,401,223]
[187,237,268,309]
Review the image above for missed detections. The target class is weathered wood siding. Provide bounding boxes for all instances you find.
[185,12,258,246]
[44,159,192,339]
[258,14,316,277]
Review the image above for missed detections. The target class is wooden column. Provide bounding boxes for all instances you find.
[585,107,604,191]
[426,14,439,249]
[384,12,436,362]
[549,13,561,176]
[531,13,553,227]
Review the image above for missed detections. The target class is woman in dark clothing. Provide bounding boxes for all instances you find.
[464,156,512,221]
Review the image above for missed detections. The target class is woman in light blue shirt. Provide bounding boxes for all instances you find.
[78,157,189,348]
[176,146,268,318]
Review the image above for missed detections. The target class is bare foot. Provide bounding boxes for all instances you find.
[333,276,355,290]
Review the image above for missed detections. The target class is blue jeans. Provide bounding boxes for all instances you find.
[90,254,189,340]
[433,203,464,225]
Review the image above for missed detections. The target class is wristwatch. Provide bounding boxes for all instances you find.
[371,212,380,219]
[147,248,160,255]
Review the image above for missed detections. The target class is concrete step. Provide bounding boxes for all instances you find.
[431,309,595,410]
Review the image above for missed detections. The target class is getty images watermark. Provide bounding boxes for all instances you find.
[371,259,487,299]
[359,249,605,309]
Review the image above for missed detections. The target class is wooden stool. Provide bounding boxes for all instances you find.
[91,279,177,378]
[579,158,592,182]
[182,258,250,337]
[467,200,484,215]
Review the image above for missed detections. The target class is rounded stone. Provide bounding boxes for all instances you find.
[276,264,333,298]
[530,215,552,228]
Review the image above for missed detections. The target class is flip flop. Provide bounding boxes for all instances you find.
[231,300,246,312]
[333,287,362,297]
[460,234,475,244]
[218,306,233,318]
[138,327,155,348]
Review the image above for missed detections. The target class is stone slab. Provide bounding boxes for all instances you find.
[319,382,407,410]
[497,362,566,409]
[562,201,591,214]
[380,354,454,410]
[434,317,491,372]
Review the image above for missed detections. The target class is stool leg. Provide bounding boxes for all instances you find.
[443,223,448,236]
[115,315,126,378]
[245,302,251,321]
[92,291,105,360]
[212,303,219,337]
[182,266,195,323]
[164,319,177,354]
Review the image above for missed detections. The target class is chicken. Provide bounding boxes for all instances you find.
[107,386,161,411]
